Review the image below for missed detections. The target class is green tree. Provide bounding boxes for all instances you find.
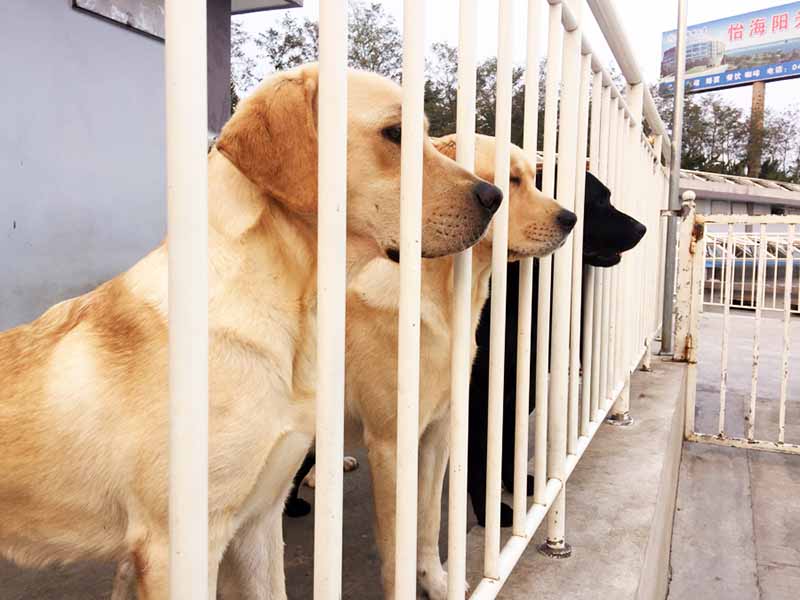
[347,2,402,79]
[254,13,318,73]
[231,19,257,94]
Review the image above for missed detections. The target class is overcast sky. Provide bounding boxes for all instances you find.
[238,0,800,113]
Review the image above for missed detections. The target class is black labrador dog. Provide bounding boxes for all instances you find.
[466,171,646,527]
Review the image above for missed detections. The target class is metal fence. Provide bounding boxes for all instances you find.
[165,0,671,598]
[703,230,800,314]
[677,206,800,456]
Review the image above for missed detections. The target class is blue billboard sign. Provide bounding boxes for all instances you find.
[659,2,800,95]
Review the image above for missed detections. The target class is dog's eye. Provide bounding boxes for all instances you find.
[382,125,402,145]
[510,176,521,186]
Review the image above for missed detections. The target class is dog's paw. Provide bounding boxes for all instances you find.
[284,497,312,518]
[417,563,448,600]
[302,466,316,489]
[343,455,359,472]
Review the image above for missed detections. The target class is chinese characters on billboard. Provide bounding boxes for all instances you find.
[659,2,800,95]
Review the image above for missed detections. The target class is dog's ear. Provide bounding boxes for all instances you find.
[432,135,457,160]
[217,65,319,214]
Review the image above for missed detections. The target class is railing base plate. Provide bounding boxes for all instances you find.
[605,412,634,426]
[537,541,573,559]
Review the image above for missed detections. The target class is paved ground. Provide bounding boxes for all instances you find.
[668,310,800,600]
[460,358,685,600]
[693,308,800,443]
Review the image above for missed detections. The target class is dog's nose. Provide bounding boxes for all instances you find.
[557,209,577,233]
[473,181,503,214]
[634,221,647,240]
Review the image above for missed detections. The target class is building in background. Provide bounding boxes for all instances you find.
[682,169,800,217]
[0,0,300,331]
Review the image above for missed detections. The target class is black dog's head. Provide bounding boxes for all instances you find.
[582,172,646,267]
[533,169,646,267]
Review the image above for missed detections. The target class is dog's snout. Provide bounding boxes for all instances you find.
[634,221,647,241]
[557,209,577,233]
[473,181,503,214]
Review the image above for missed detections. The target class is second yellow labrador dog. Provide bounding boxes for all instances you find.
[0,65,500,599]
[341,134,575,599]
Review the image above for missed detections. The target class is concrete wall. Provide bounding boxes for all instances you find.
[0,0,166,330]
[208,0,232,133]
[0,0,231,331]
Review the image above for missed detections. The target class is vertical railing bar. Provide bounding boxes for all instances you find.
[447,1,477,596]
[602,99,619,408]
[166,1,209,597]
[533,0,563,507]
[613,113,623,387]
[792,238,800,313]
[484,0,514,579]
[568,51,592,450]
[512,0,542,537]
[710,238,717,305]
[772,238,779,309]
[585,69,603,424]
[740,237,747,307]
[718,224,734,438]
[544,0,582,557]
[314,3,348,598]
[611,112,626,392]
[779,224,794,444]
[592,84,611,417]
[750,236,757,309]
[718,237,724,306]
[747,223,767,442]
[395,0,426,595]
[600,96,618,409]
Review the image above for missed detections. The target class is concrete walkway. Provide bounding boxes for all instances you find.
[669,444,800,600]
[668,311,800,600]
[460,358,685,600]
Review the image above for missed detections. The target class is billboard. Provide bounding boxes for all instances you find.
[659,2,800,95]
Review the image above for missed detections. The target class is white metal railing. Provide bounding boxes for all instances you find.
[165,2,208,598]
[314,1,348,597]
[703,230,800,315]
[163,0,672,598]
[678,206,800,455]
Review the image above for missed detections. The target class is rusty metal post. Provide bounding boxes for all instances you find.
[660,0,688,356]
[674,190,698,362]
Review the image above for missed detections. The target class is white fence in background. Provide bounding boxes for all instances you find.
[165,0,672,598]
[703,230,800,314]
[677,207,800,456]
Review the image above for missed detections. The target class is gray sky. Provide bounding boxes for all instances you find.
[238,0,800,113]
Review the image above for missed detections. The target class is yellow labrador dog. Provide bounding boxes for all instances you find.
[0,65,501,599]
[341,134,575,599]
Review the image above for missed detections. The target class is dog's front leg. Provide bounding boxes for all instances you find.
[416,417,454,600]
[218,509,286,600]
[110,557,136,600]
[129,534,170,600]
[365,433,398,600]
